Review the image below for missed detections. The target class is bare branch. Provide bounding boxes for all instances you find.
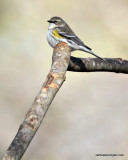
[68,57,128,74]
[2,43,128,160]
[2,43,71,160]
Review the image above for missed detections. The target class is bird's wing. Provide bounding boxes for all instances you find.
[58,26,92,50]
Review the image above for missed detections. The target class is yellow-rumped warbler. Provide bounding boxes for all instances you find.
[47,16,104,60]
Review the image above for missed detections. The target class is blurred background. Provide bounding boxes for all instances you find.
[0,0,128,159]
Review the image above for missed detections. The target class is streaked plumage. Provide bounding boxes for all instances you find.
[47,16,104,61]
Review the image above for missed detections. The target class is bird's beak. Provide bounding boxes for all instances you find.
[47,20,52,23]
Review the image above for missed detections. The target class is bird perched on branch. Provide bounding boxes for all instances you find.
[47,16,104,61]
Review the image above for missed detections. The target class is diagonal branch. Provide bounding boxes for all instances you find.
[2,43,71,160]
[68,57,128,74]
[2,42,128,160]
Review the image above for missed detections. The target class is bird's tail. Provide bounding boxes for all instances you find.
[89,50,105,61]
[80,46,105,61]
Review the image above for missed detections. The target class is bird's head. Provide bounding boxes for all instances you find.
[47,17,65,29]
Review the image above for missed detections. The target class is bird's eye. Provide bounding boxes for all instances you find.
[54,21,58,24]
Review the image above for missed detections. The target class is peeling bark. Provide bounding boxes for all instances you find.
[2,43,71,160]
[2,43,128,160]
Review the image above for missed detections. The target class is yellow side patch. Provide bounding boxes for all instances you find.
[52,30,62,38]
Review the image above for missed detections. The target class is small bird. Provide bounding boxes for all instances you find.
[47,16,104,61]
